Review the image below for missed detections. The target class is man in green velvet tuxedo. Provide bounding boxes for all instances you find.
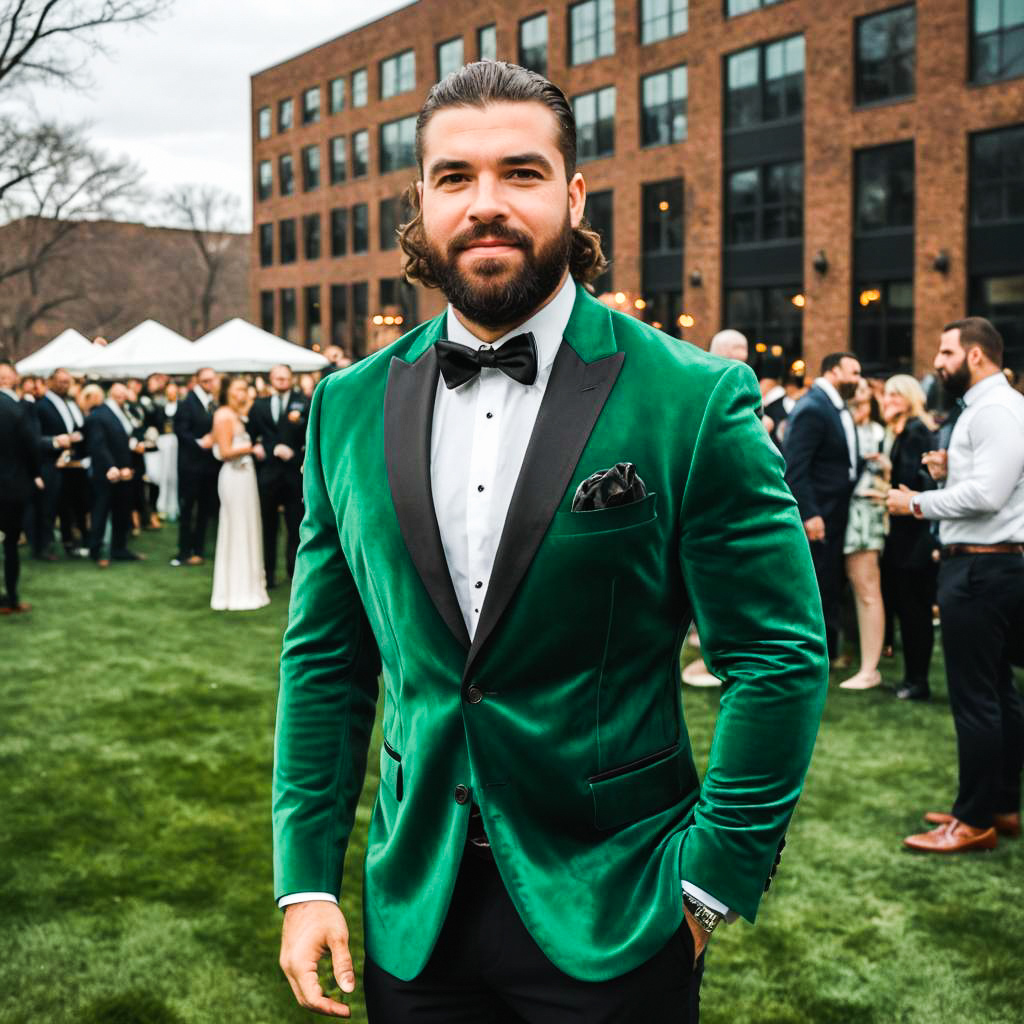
[274,61,828,1022]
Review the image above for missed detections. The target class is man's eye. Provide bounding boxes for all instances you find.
[509,169,541,179]
[439,174,468,185]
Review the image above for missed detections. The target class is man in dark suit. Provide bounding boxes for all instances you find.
[248,364,309,588]
[784,351,863,659]
[85,382,143,566]
[0,362,43,614]
[173,367,220,566]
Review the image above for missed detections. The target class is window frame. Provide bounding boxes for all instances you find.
[329,76,346,114]
[854,140,915,235]
[352,202,369,253]
[970,123,1024,225]
[725,160,804,245]
[854,3,917,107]
[302,213,321,260]
[302,86,321,124]
[329,136,347,185]
[379,115,417,174]
[279,218,297,264]
[641,64,688,148]
[640,0,689,45]
[352,129,370,178]
[278,153,295,197]
[352,68,368,107]
[257,159,272,201]
[330,207,349,258]
[724,33,805,131]
[518,12,549,76]
[380,49,416,100]
[301,143,321,192]
[569,0,615,66]
[573,85,616,161]
[970,0,1024,85]
[258,223,274,266]
[277,97,294,133]
[257,106,272,139]
[478,23,497,60]
[437,36,464,79]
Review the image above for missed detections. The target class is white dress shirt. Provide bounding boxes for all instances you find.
[105,398,134,436]
[918,372,1024,544]
[44,389,84,431]
[280,275,730,918]
[813,377,857,481]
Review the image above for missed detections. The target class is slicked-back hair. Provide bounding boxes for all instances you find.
[399,60,608,288]
[821,351,859,376]
[943,316,1004,368]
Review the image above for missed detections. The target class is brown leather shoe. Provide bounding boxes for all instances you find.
[924,811,1021,838]
[904,819,998,853]
[186,555,204,566]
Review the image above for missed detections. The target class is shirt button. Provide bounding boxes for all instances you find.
[486,412,494,419]
[474,580,483,589]
[454,784,471,804]
[466,685,483,704]
[477,484,485,492]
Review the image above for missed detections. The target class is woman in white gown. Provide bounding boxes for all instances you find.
[211,377,270,611]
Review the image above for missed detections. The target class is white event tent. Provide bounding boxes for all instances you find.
[71,320,197,377]
[183,318,329,373]
[15,329,95,377]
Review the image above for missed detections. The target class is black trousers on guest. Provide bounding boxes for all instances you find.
[882,559,938,688]
[258,470,303,586]
[1,500,26,607]
[177,469,219,560]
[938,553,1024,827]
[364,848,704,1024]
[89,478,132,559]
[57,467,90,549]
[809,509,849,660]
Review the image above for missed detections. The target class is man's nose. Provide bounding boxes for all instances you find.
[467,174,510,222]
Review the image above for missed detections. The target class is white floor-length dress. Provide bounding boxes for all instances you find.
[211,428,270,611]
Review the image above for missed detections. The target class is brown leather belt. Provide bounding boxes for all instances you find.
[941,543,1024,559]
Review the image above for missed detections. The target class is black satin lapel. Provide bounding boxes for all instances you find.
[463,343,625,680]
[384,349,470,649]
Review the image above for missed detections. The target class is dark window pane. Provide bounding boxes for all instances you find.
[379,197,402,250]
[279,154,294,196]
[971,273,1024,371]
[642,179,684,253]
[855,142,914,233]
[303,214,321,260]
[259,223,274,266]
[258,160,272,201]
[260,290,275,333]
[478,24,497,61]
[329,77,345,114]
[280,288,297,342]
[330,136,346,184]
[519,14,548,75]
[352,203,368,253]
[279,219,296,263]
[641,0,688,45]
[586,189,614,292]
[570,0,615,65]
[856,5,916,105]
[642,65,687,146]
[852,278,914,372]
[353,130,369,178]
[330,284,348,348]
[330,208,348,257]
[302,144,320,191]
[352,69,368,107]
[970,123,1024,224]
[352,281,368,356]
[302,86,320,124]
[380,115,417,173]
[278,98,293,132]
[574,86,616,160]
[305,285,321,345]
[437,37,464,79]
[381,49,416,99]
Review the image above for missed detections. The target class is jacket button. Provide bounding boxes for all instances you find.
[466,685,483,704]
[454,784,470,805]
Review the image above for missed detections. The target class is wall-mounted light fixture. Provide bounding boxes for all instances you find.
[813,250,829,276]
[933,249,950,274]
[688,269,703,288]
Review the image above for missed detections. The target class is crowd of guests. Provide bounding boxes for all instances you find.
[0,343,350,615]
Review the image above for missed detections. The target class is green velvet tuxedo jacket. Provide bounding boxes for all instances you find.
[273,282,828,983]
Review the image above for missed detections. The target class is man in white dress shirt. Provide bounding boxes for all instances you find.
[890,317,1024,853]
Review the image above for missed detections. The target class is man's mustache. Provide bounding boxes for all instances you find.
[448,222,533,254]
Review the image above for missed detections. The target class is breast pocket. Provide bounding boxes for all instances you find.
[548,492,658,538]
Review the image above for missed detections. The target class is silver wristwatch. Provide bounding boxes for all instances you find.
[682,891,725,935]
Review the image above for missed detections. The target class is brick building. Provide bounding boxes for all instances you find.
[250,0,1024,376]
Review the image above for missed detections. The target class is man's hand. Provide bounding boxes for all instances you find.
[803,515,825,543]
[33,476,44,491]
[683,907,710,968]
[274,443,295,462]
[252,443,266,461]
[133,441,146,454]
[106,467,121,483]
[198,434,214,450]
[53,433,72,449]
[887,483,917,517]
[119,467,133,481]
[280,901,355,1018]
[922,449,948,481]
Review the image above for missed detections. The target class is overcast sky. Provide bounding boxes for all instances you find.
[23,0,411,230]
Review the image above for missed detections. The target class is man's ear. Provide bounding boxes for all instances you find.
[568,171,586,229]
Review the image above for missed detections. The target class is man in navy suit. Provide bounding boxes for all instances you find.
[784,352,863,660]
[173,367,220,566]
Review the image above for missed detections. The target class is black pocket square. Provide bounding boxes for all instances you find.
[572,462,647,511]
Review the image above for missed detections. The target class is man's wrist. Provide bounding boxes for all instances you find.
[682,889,725,935]
[278,891,338,910]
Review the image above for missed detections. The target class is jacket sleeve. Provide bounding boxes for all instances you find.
[677,364,829,922]
[273,380,381,900]
[85,414,113,478]
[174,396,201,448]
[782,401,824,520]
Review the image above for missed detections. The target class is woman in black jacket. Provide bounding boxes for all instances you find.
[880,375,939,701]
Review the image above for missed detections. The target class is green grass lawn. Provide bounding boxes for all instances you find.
[2,527,1022,1023]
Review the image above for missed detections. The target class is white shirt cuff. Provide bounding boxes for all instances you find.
[278,891,338,909]
[682,880,734,920]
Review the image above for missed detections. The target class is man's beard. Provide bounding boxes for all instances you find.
[837,379,858,401]
[424,216,572,331]
[938,359,971,399]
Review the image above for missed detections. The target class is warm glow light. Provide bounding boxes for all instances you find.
[678,313,695,328]
[658,200,670,212]
[755,342,768,353]
[791,359,806,373]
[791,293,806,308]
[652,321,663,329]
[614,291,626,304]
[395,315,404,325]
[372,314,385,325]
[859,288,881,307]
[771,345,783,357]
[312,344,321,352]
[384,315,395,325]
[634,298,647,310]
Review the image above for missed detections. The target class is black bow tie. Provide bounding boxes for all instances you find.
[435,332,538,390]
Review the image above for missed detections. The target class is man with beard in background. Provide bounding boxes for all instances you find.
[889,318,1024,854]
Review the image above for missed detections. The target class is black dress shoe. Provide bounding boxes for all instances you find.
[896,683,931,701]
[111,551,143,562]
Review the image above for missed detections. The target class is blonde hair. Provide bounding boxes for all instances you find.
[884,374,936,431]
[79,383,105,406]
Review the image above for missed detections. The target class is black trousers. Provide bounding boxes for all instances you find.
[882,560,938,688]
[27,463,59,556]
[364,849,704,1024]
[810,511,848,660]
[258,471,303,586]
[0,500,26,607]
[177,469,219,559]
[938,553,1024,827]
[57,467,90,549]
[89,478,133,558]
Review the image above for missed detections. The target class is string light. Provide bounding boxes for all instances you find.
[791,293,806,308]
[658,200,670,212]
[633,298,646,311]
[771,345,783,357]
[755,342,768,353]
[859,288,881,307]
[372,314,384,325]
[678,313,695,328]
[614,291,626,304]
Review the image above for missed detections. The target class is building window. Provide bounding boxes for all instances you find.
[570,0,615,65]
[353,130,369,178]
[573,86,615,161]
[301,144,321,191]
[437,37,464,79]
[257,106,272,139]
[726,162,803,244]
[281,287,297,342]
[278,97,294,132]
[380,115,417,174]
[519,13,548,75]
[641,0,688,44]
[856,4,916,106]
[302,86,321,124]
[724,286,803,357]
[380,277,419,324]
[855,141,914,233]
[330,136,347,185]
[971,274,1024,369]
[305,285,322,345]
[279,219,297,264]
[352,68,368,107]
[381,49,416,99]
[259,223,274,266]
[329,77,345,114]
[303,214,321,260]
[725,34,805,129]
[641,65,687,146]
[279,153,294,196]
[585,189,613,293]
[257,159,272,201]
[379,196,405,251]
[352,281,369,356]
[643,179,684,254]
[726,0,785,15]
[479,24,497,60]
[331,208,348,257]
[970,123,1024,224]
[330,284,348,347]
[352,203,369,253]
[852,279,913,371]
[971,0,1024,84]
[260,290,275,333]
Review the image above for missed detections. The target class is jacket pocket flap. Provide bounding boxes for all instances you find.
[588,743,687,831]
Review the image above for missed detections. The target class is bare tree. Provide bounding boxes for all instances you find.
[161,184,242,334]
[0,0,171,93]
